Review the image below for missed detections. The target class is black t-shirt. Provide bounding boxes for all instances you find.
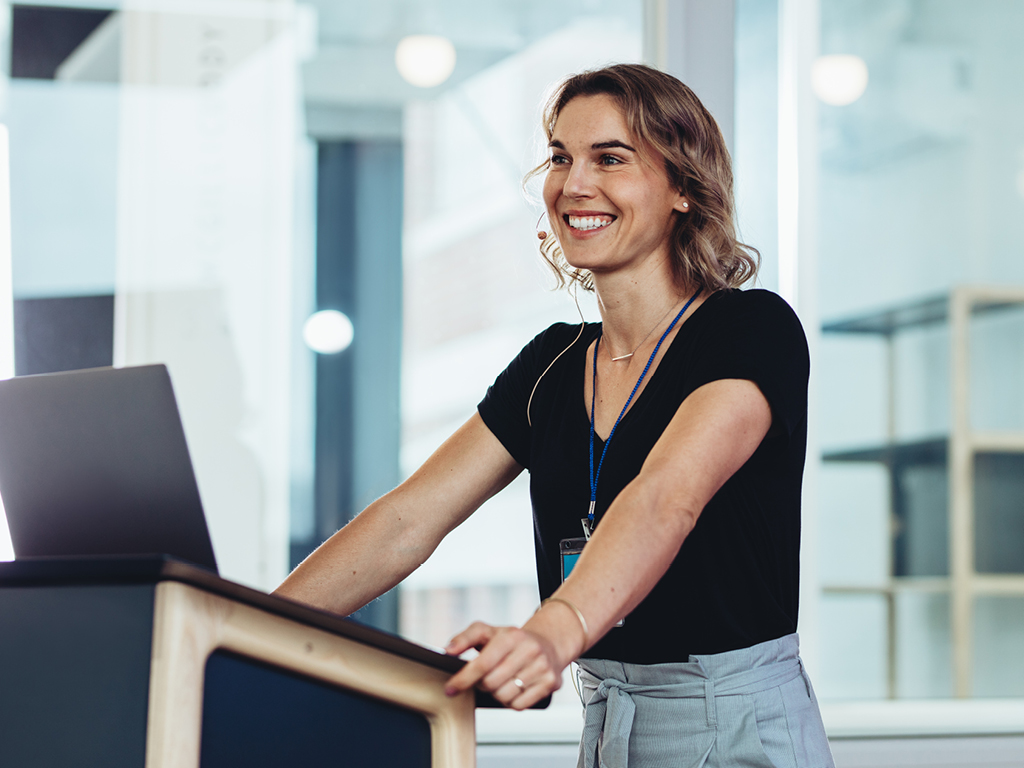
[477,289,809,664]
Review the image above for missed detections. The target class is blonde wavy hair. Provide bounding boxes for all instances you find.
[531,64,759,293]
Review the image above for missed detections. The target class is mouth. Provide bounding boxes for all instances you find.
[564,213,616,232]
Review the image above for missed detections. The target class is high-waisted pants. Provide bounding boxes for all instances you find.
[576,634,835,768]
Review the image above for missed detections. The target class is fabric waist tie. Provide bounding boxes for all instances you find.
[576,655,803,768]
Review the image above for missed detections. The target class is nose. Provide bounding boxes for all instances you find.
[563,160,596,199]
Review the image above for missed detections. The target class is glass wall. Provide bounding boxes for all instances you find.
[814,0,1024,700]
[0,0,304,587]
[0,0,642,696]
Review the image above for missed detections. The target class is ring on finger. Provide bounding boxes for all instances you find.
[513,678,526,692]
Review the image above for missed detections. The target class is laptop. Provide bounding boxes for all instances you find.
[0,364,218,572]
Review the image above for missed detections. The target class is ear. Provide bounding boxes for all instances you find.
[673,195,691,214]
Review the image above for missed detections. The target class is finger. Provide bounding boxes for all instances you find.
[504,656,562,709]
[482,642,562,708]
[445,630,517,695]
[502,662,563,711]
[479,634,544,692]
[518,654,561,693]
[445,622,496,656]
[509,681,554,711]
[493,675,530,706]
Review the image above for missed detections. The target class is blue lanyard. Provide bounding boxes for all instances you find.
[587,289,701,533]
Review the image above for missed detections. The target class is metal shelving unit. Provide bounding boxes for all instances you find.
[822,285,1024,698]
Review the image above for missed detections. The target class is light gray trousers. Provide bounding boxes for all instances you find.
[576,634,835,768]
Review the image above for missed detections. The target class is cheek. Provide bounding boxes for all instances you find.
[637,187,682,226]
[542,173,561,210]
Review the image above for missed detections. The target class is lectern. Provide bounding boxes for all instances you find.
[0,557,487,768]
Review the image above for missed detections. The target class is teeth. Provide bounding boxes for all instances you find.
[568,215,612,231]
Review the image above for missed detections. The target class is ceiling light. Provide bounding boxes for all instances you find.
[395,34,456,88]
[812,55,869,106]
[303,310,354,354]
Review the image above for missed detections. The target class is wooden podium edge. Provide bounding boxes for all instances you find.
[145,581,476,768]
[0,556,536,712]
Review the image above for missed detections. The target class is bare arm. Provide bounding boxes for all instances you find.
[445,379,773,707]
[274,413,522,615]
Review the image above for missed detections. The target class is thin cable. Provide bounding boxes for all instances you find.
[527,284,586,427]
[571,662,585,706]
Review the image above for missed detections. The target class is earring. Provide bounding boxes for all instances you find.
[681,201,690,210]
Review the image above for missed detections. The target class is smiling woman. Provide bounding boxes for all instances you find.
[276,63,832,768]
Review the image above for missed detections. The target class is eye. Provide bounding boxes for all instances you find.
[550,153,570,166]
[600,154,624,166]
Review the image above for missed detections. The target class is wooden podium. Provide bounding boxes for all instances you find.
[0,557,493,768]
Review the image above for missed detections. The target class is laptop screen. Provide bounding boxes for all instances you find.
[0,364,217,572]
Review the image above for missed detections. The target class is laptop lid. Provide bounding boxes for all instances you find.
[0,364,218,572]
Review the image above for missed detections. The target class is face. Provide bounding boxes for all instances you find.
[542,93,688,280]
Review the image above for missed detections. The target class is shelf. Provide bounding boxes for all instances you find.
[823,435,1024,466]
[971,432,1024,452]
[822,578,951,595]
[823,576,1024,597]
[823,288,1024,336]
[823,437,947,467]
[819,286,1024,696]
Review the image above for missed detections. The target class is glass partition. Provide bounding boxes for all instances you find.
[0,0,303,587]
[0,0,642,689]
[815,0,1024,699]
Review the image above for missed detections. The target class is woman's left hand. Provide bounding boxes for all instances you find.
[443,621,567,710]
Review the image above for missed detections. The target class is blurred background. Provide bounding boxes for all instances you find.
[0,0,1022,757]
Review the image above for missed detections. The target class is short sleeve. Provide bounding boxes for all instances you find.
[478,324,578,469]
[687,290,809,437]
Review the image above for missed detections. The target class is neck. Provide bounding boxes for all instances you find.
[593,264,695,359]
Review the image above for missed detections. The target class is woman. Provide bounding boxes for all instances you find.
[276,64,833,768]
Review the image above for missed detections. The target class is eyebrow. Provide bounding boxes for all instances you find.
[549,139,638,152]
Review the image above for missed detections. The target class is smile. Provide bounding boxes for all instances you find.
[565,214,615,232]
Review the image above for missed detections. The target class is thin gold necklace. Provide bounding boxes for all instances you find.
[608,296,689,362]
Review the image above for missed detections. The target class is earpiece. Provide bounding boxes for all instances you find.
[536,211,550,241]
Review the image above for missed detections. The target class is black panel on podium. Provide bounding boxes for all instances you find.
[0,582,155,767]
[200,650,432,767]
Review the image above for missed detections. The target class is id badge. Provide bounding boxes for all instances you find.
[559,537,588,582]
[559,534,625,627]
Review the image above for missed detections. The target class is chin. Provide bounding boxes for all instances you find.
[562,248,613,273]
[562,256,600,274]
